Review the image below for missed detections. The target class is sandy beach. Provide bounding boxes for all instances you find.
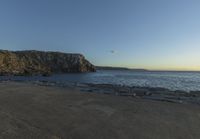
[0,81,199,139]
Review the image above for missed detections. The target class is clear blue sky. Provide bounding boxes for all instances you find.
[0,0,200,70]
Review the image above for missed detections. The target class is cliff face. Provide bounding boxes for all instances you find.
[0,50,96,75]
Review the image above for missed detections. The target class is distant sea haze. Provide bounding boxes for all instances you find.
[1,70,200,92]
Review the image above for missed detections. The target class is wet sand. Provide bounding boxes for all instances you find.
[0,81,200,139]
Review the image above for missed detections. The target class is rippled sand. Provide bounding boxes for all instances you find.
[0,82,200,139]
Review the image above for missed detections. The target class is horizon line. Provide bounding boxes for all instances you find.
[96,65,200,72]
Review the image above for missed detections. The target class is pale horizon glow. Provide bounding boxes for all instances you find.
[0,0,200,71]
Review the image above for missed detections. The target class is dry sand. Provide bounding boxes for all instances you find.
[0,82,199,139]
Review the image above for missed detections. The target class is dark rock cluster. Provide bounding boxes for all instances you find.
[0,50,96,76]
[79,83,200,105]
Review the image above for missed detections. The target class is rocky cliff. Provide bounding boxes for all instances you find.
[0,50,96,76]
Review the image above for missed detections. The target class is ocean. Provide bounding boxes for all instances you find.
[1,70,200,92]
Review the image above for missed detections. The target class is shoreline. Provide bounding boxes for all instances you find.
[1,80,200,105]
[18,80,200,105]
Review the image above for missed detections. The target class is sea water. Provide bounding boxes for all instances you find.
[1,70,200,92]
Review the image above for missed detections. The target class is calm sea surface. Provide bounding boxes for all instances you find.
[1,70,200,92]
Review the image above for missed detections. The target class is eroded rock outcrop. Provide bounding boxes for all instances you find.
[0,50,96,75]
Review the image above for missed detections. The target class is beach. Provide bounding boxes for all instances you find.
[0,81,200,139]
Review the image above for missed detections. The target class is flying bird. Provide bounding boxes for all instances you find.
[110,50,115,54]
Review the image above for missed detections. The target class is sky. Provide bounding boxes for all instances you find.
[0,0,200,71]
